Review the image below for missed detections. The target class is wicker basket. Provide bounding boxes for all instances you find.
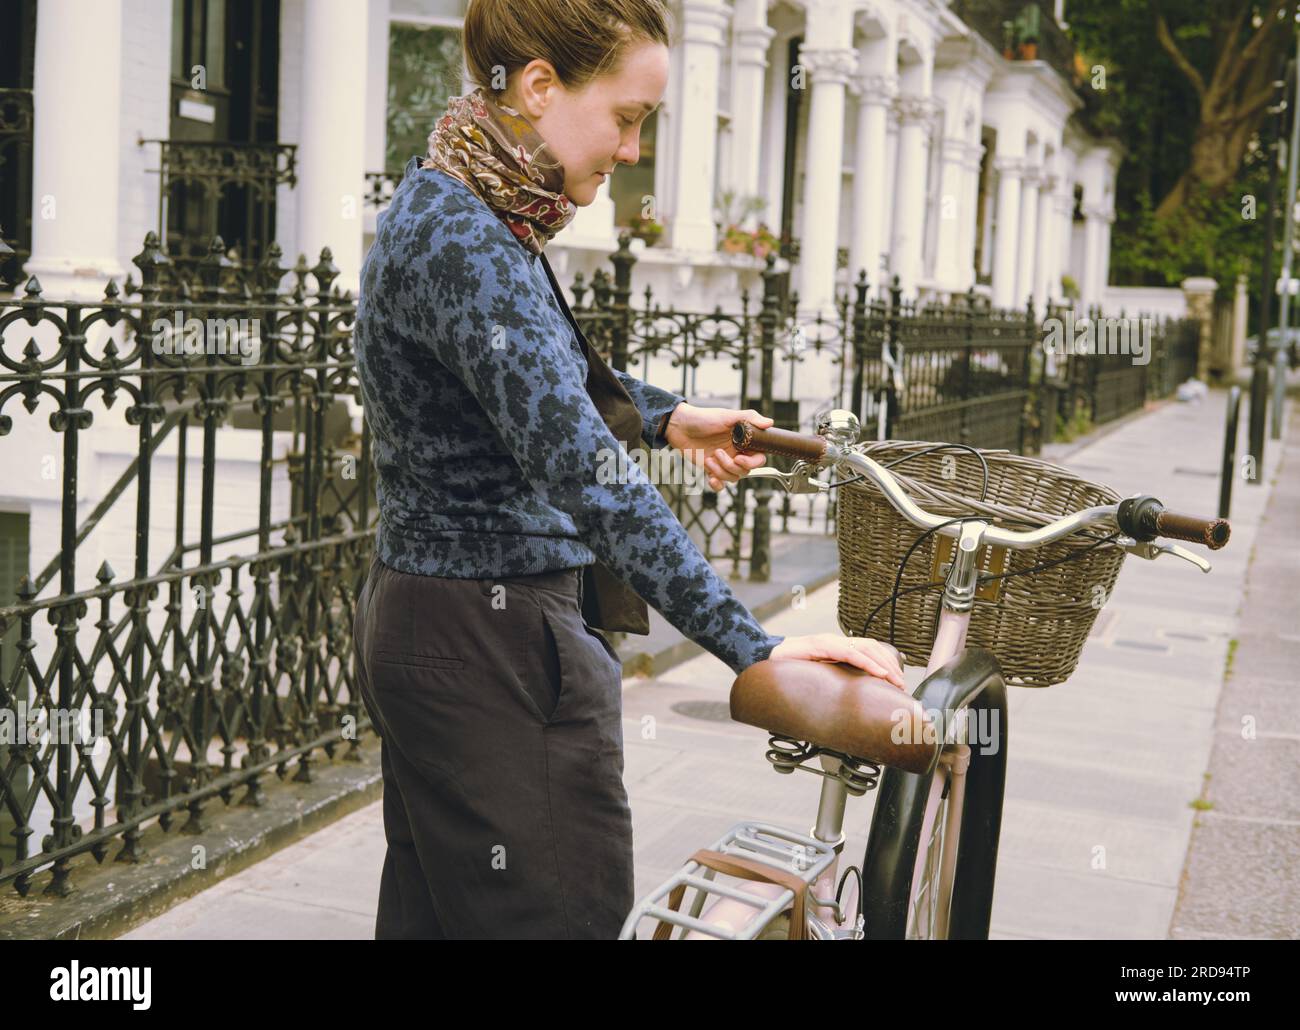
[835,440,1127,688]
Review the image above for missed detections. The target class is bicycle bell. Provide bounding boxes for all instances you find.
[814,408,861,447]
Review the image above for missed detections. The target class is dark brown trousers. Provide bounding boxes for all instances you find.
[352,554,635,939]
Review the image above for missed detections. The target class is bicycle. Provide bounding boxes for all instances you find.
[617,409,1231,940]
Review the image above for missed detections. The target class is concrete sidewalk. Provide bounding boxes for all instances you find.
[123,388,1292,939]
[1170,402,1300,939]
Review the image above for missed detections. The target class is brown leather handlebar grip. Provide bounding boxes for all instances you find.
[1154,510,1231,550]
[731,421,829,462]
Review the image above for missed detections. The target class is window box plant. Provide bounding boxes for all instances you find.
[721,222,780,258]
[627,213,665,246]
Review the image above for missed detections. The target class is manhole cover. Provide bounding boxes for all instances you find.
[671,700,733,722]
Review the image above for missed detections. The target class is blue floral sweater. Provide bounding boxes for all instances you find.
[353,157,785,675]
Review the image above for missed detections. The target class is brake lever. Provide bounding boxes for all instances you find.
[745,461,828,495]
[1119,537,1212,573]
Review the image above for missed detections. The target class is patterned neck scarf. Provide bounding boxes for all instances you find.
[422,86,576,256]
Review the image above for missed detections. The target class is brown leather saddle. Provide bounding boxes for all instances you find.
[730,650,939,774]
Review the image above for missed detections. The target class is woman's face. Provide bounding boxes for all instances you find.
[503,41,668,206]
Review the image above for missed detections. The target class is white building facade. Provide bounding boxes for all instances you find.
[2,0,1121,316]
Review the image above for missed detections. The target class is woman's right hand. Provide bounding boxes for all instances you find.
[768,633,907,690]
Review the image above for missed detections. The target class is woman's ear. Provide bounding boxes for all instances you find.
[513,58,560,119]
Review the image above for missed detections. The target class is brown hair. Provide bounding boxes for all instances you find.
[463,0,672,98]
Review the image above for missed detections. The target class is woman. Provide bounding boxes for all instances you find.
[351,0,906,940]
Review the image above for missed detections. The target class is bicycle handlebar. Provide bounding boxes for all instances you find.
[732,422,829,463]
[731,421,1232,552]
[1116,495,1230,550]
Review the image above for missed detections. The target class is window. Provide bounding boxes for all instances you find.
[612,110,659,228]
[386,21,465,173]
[171,0,227,91]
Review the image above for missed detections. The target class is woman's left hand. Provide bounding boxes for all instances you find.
[663,403,776,491]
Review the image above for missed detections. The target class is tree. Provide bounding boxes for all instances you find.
[1152,0,1297,219]
[1068,0,1295,298]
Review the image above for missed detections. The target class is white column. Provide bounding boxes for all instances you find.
[1015,168,1040,311]
[1055,184,1074,301]
[934,136,973,292]
[1081,203,1106,309]
[958,143,985,292]
[795,46,856,314]
[881,107,900,281]
[668,0,729,253]
[760,34,790,235]
[731,0,774,221]
[364,0,391,175]
[991,157,1023,309]
[25,0,124,298]
[1034,174,1057,308]
[891,96,935,298]
[849,74,895,288]
[297,0,369,294]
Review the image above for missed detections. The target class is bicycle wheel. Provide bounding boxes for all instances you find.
[860,648,1007,940]
[904,706,971,940]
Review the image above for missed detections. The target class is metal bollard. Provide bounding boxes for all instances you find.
[1220,386,1243,519]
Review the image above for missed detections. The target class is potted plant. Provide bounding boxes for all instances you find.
[721,224,753,254]
[1015,6,1040,60]
[628,213,665,246]
[719,223,781,258]
[714,188,768,251]
[752,223,780,260]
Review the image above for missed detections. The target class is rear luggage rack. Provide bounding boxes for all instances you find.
[618,820,838,940]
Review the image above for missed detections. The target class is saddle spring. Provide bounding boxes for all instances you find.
[764,734,883,796]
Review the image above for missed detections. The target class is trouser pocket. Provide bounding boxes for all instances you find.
[518,596,563,722]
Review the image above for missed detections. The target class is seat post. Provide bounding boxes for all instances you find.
[811,755,850,847]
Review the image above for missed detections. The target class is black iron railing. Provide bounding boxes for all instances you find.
[0,231,369,897]
[1032,303,1203,447]
[141,140,297,283]
[364,170,402,209]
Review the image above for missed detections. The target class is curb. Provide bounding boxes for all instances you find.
[0,746,383,940]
